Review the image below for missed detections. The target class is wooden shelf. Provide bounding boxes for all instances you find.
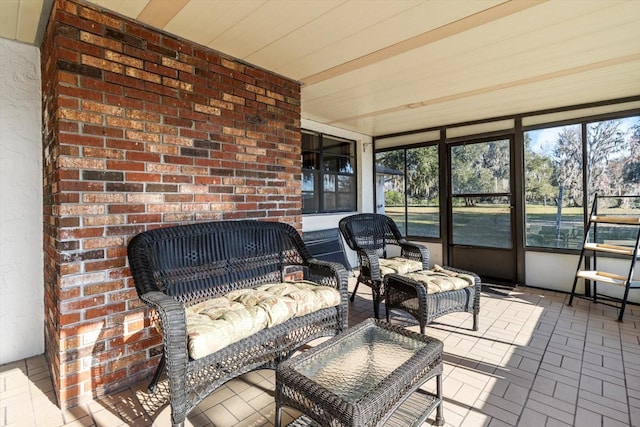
[590,215,640,225]
[583,242,636,256]
[576,270,627,286]
[570,197,640,321]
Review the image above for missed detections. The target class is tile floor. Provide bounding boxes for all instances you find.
[1,278,639,427]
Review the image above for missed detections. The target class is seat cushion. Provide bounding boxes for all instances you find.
[403,270,475,294]
[185,280,341,359]
[378,257,423,276]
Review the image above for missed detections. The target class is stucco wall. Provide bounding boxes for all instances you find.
[0,38,44,363]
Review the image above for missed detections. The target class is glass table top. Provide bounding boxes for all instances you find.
[292,323,430,404]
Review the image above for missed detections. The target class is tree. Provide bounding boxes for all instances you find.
[524,139,555,205]
[406,146,439,204]
[586,120,625,199]
[551,126,583,207]
[623,119,640,191]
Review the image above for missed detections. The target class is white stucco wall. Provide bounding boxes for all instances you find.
[0,38,43,363]
[525,251,639,304]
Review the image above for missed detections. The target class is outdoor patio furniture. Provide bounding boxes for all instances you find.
[339,213,429,318]
[275,318,444,426]
[384,266,480,333]
[127,220,349,427]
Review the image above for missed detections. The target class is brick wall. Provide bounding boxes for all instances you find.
[41,0,301,408]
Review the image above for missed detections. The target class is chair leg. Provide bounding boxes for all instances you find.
[350,278,360,302]
[372,286,381,319]
[148,354,166,393]
[472,312,479,331]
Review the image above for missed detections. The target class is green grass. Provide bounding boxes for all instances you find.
[383,204,639,249]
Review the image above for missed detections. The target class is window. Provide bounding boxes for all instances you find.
[450,139,512,249]
[524,115,640,249]
[376,145,440,238]
[302,130,356,214]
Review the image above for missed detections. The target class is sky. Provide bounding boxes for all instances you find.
[527,116,638,155]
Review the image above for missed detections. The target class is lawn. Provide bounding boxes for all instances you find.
[384,204,639,249]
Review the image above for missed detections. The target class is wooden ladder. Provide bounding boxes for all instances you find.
[568,194,640,321]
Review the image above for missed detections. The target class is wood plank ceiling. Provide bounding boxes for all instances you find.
[2,0,640,137]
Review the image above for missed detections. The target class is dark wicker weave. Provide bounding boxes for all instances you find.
[384,268,480,333]
[339,213,429,318]
[127,220,349,427]
[275,318,444,426]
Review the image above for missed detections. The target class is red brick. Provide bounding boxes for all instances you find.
[85,302,126,320]
[80,77,123,95]
[125,172,162,182]
[44,0,302,409]
[79,31,122,51]
[106,160,145,171]
[78,6,121,29]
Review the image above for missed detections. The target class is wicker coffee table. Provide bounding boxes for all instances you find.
[275,318,444,426]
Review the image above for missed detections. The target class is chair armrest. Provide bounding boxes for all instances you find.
[358,248,382,281]
[398,240,430,269]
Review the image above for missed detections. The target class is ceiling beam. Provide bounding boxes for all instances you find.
[136,0,190,29]
[300,0,547,87]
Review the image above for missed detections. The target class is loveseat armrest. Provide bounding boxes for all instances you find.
[139,291,189,420]
[305,258,348,288]
[305,258,349,329]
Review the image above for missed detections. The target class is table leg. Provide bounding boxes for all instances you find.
[436,372,445,426]
[275,405,282,427]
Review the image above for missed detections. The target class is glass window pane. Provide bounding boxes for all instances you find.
[323,136,354,156]
[323,156,354,173]
[302,171,314,192]
[302,192,319,214]
[385,206,406,236]
[303,152,319,170]
[451,139,510,194]
[587,117,640,200]
[406,146,439,238]
[302,131,319,151]
[587,117,640,246]
[337,192,356,211]
[452,196,511,248]
[323,174,335,192]
[323,193,336,211]
[302,131,356,214]
[524,125,583,249]
[337,175,354,192]
[376,150,406,234]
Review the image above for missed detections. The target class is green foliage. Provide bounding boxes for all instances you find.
[385,190,404,206]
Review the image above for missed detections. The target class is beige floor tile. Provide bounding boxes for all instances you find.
[2,282,638,426]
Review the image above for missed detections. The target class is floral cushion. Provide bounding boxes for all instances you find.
[185,280,341,359]
[403,268,475,294]
[378,257,423,276]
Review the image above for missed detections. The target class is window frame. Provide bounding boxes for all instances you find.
[302,130,357,215]
[375,142,441,240]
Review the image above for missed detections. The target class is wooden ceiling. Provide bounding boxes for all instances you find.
[3,0,640,137]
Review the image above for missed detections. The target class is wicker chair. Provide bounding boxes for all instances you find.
[339,213,479,332]
[339,213,429,318]
[127,220,348,427]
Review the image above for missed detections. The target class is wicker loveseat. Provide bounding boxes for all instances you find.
[127,220,349,427]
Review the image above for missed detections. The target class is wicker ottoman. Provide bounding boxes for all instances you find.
[275,318,444,426]
[384,268,481,334]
